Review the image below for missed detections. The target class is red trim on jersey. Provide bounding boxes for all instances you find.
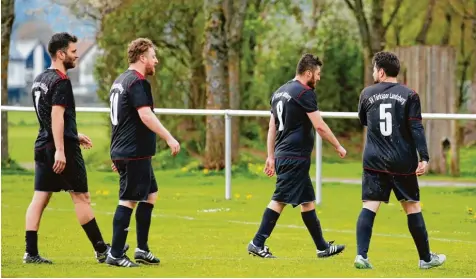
[133,70,146,80]
[295,80,311,90]
[55,69,69,79]
[112,156,152,162]
[296,89,308,99]
[408,117,422,120]
[364,167,416,176]
[52,104,68,108]
[275,156,310,160]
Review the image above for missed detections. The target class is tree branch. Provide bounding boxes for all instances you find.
[383,0,404,34]
[415,0,436,44]
[344,0,355,12]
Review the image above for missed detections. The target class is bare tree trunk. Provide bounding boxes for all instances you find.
[344,0,403,147]
[1,0,15,164]
[441,11,452,45]
[344,0,403,83]
[415,0,436,44]
[394,23,402,46]
[203,0,229,170]
[190,60,207,110]
[224,0,248,163]
[463,2,476,145]
[464,71,476,145]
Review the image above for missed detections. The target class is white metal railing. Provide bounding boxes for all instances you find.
[2,105,476,204]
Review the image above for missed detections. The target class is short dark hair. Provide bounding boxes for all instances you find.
[127,38,156,64]
[47,32,78,58]
[372,51,400,77]
[296,53,323,75]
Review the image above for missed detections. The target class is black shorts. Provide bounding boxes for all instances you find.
[113,158,158,202]
[34,143,88,193]
[362,169,420,203]
[271,157,315,207]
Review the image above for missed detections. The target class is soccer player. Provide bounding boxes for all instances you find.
[247,54,347,259]
[25,32,120,264]
[105,38,180,267]
[354,51,446,269]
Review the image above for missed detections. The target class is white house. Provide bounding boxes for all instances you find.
[8,39,50,104]
[68,40,100,103]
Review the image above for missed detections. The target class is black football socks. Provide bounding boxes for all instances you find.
[301,210,328,250]
[252,208,281,247]
[408,212,431,262]
[356,208,376,258]
[81,218,108,253]
[111,205,133,258]
[25,230,38,256]
[135,202,154,252]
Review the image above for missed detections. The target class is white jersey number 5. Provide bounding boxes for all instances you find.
[379,103,392,136]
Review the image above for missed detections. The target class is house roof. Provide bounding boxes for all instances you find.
[76,40,95,61]
[11,39,43,60]
[9,44,24,60]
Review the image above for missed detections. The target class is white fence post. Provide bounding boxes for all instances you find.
[225,110,232,200]
[315,132,323,205]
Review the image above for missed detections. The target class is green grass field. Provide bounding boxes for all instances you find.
[2,171,476,277]
[2,111,476,277]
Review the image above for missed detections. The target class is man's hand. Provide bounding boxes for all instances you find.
[167,137,180,156]
[53,150,66,174]
[335,145,347,158]
[416,161,428,176]
[264,157,275,177]
[111,163,118,172]
[78,133,93,149]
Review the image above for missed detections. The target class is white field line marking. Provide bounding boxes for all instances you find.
[3,204,475,245]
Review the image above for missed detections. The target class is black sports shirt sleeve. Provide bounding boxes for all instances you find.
[129,80,153,109]
[295,90,318,113]
[358,91,367,126]
[51,79,70,107]
[407,93,430,162]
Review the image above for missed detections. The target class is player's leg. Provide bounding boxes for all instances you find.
[65,147,111,262]
[69,192,110,261]
[134,163,160,265]
[300,202,345,258]
[24,191,53,264]
[24,148,58,264]
[354,170,391,269]
[248,200,285,258]
[107,199,137,267]
[354,200,380,269]
[248,157,290,258]
[395,175,446,269]
[106,159,142,267]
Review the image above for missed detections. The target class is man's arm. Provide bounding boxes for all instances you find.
[264,114,277,176]
[408,93,430,162]
[267,114,276,158]
[358,91,367,126]
[51,105,65,152]
[295,89,345,156]
[50,80,69,173]
[129,80,180,155]
[307,111,341,149]
[137,107,174,141]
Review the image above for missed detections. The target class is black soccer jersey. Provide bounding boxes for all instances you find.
[358,82,430,174]
[270,80,318,158]
[109,69,156,160]
[32,69,79,148]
